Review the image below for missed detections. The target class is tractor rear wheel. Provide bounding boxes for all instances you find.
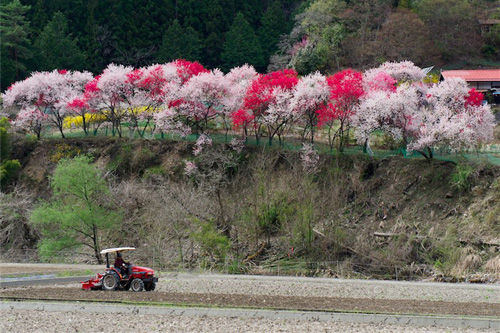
[102,272,119,291]
[144,281,156,291]
[130,278,144,292]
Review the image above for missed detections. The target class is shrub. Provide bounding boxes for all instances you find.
[50,143,82,163]
[0,159,21,187]
[450,163,474,191]
[190,219,231,264]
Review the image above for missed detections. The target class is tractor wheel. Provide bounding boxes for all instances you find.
[144,282,156,291]
[130,278,144,292]
[102,272,119,291]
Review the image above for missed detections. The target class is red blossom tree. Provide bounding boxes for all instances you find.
[235,69,299,143]
[319,69,364,151]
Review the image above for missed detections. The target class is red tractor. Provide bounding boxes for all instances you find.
[82,247,158,292]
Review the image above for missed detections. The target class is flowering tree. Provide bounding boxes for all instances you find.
[153,60,211,137]
[235,69,299,144]
[177,69,231,135]
[352,84,420,149]
[407,79,495,160]
[261,87,296,144]
[12,108,47,139]
[122,64,177,137]
[88,64,135,137]
[290,72,329,144]
[3,69,93,138]
[354,74,495,161]
[318,69,364,150]
[364,60,425,84]
[223,65,258,137]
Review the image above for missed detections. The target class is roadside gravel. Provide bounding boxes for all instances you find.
[157,273,500,304]
[0,309,492,333]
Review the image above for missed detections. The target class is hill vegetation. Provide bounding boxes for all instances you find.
[1,135,500,280]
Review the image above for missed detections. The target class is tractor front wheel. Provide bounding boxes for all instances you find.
[130,278,144,292]
[102,272,119,291]
[144,281,156,291]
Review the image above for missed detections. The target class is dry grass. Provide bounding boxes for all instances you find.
[484,255,500,274]
[452,246,483,276]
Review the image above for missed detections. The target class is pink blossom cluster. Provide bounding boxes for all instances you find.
[353,71,495,159]
[193,134,213,156]
[3,69,93,138]
[300,143,320,173]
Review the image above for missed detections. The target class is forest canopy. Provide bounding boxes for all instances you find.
[1,0,499,90]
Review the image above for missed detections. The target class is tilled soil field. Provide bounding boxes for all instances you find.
[2,286,500,317]
[2,272,500,318]
[1,309,487,333]
[2,266,500,332]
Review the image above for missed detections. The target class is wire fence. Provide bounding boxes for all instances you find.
[1,249,433,281]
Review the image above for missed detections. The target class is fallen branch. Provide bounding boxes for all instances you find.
[244,241,267,263]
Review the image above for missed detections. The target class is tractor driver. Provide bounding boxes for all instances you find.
[114,252,132,279]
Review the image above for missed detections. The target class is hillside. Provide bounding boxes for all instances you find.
[2,136,499,281]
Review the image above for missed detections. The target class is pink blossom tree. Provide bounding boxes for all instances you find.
[156,68,230,137]
[222,65,258,138]
[86,64,135,137]
[364,60,425,84]
[123,64,179,137]
[354,75,495,161]
[407,78,495,160]
[3,69,93,138]
[352,84,420,150]
[290,71,329,144]
[12,107,47,139]
[261,87,296,144]
[153,60,211,137]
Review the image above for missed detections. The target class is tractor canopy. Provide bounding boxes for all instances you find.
[100,247,136,254]
[100,247,136,268]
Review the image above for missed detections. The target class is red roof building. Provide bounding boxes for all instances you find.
[440,69,500,91]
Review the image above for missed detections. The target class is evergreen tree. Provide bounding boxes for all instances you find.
[157,19,202,63]
[203,0,227,68]
[30,0,49,37]
[0,0,32,89]
[259,0,287,65]
[221,12,264,72]
[34,11,85,71]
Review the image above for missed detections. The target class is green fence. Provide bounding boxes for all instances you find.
[40,125,500,166]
